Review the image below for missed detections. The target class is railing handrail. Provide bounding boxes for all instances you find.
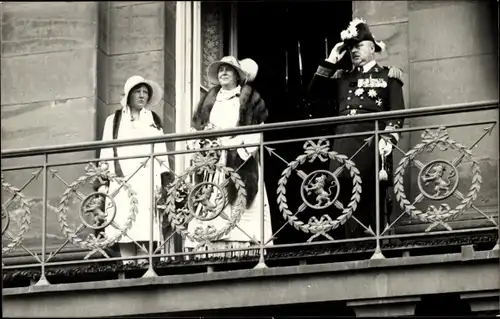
[1,100,497,158]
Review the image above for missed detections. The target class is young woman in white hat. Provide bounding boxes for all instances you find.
[185,56,273,258]
[95,75,172,265]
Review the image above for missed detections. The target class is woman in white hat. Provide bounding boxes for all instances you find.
[95,75,172,265]
[185,56,273,258]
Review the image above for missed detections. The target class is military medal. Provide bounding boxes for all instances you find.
[355,88,364,96]
[359,76,388,88]
[368,89,377,98]
[357,78,371,88]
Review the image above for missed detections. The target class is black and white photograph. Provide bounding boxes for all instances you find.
[1,1,499,317]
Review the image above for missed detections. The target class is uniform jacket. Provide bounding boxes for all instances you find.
[192,84,268,208]
[309,59,405,128]
[308,59,405,180]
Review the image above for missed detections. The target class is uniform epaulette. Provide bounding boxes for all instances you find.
[387,66,403,83]
[331,69,345,79]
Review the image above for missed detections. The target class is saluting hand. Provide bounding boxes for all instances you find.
[327,42,348,64]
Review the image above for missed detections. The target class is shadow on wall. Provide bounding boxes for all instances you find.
[414,293,472,316]
[121,301,357,318]
[491,0,499,54]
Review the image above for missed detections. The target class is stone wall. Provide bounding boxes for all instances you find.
[1,2,100,249]
[1,2,99,169]
[1,1,177,252]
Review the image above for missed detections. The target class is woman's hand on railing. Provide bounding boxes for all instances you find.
[98,185,109,193]
[220,136,242,148]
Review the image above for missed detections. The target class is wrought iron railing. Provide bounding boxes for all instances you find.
[1,100,498,287]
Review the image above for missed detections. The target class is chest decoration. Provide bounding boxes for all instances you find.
[367,89,377,98]
[357,76,387,88]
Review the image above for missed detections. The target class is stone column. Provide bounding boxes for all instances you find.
[164,1,176,151]
[97,1,166,134]
[98,1,176,166]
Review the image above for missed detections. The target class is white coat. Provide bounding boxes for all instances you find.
[99,107,170,243]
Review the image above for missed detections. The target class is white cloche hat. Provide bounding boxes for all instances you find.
[120,75,164,108]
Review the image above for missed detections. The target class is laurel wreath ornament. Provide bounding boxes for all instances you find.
[1,174,32,256]
[277,139,362,238]
[164,155,247,245]
[57,162,139,250]
[394,127,482,227]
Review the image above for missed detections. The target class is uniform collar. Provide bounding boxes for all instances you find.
[353,60,377,73]
[362,60,377,73]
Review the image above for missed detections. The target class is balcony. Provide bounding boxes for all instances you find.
[1,100,499,317]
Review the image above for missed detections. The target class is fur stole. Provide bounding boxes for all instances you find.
[192,84,268,208]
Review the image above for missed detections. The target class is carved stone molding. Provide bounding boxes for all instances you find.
[201,3,224,89]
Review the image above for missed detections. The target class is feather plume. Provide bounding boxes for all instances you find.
[240,58,259,82]
[376,40,386,52]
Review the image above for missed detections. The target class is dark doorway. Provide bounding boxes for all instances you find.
[237,1,353,245]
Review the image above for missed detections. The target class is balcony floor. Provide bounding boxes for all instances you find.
[3,231,497,288]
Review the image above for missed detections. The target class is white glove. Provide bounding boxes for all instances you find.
[327,41,348,64]
[98,185,109,194]
[378,138,393,157]
[186,127,200,150]
[220,136,242,148]
[384,125,400,144]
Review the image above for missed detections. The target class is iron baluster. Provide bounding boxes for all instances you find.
[35,154,50,286]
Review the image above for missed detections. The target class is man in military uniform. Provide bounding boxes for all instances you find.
[308,18,405,239]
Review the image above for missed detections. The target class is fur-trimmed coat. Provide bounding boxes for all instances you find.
[192,84,268,208]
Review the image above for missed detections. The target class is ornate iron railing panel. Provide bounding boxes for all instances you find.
[392,126,492,233]
[1,172,36,258]
[55,162,140,259]
[276,139,363,243]
[1,100,498,286]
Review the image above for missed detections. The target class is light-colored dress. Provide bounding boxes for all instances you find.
[99,106,170,244]
[184,86,273,258]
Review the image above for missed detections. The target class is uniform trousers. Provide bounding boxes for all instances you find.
[336,177,388,239]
